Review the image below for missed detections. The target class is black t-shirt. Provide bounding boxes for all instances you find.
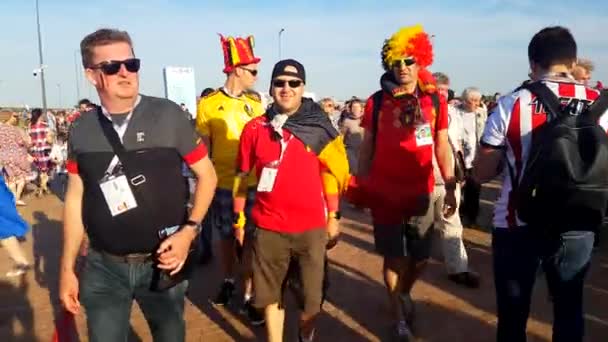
[68,95,206,254]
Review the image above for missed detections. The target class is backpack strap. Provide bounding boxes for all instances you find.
[430,92,441,138]
[430,92,440,119]
[587,90,608,122]
[522,81,564,120]
[370,90,384,157]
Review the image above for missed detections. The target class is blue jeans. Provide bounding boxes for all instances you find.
[210,188,256,240]
[80,249,188,342]
[492,228,595,342]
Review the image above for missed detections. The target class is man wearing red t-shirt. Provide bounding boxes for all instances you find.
[356,25,456,340]
[234,59,349,342]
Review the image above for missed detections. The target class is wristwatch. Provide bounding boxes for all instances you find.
[184,219,202,234]
[444,181,457,191]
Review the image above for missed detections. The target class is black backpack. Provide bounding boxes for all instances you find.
[510,82,608,232]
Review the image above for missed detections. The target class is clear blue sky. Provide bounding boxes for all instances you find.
[0,0,606,108]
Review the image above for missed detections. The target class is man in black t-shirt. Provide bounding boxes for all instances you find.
[59,28,217,342]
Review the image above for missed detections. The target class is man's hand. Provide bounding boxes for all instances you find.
[233,211,246,246]
[326,218,340,250]
[443,188,457,218]
[59,269,80,314]
[156,228,196,276]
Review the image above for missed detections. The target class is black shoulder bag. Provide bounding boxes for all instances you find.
[96,108,198,291]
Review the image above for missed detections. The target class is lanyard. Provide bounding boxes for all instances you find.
[102,96,141,176]
[101,95,141,142]
[278,135,293,164]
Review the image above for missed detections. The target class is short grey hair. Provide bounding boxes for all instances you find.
[577,58,594,72]
[462,87,482,101]
[319,97,335,106]
[80,28,133,68]
[432,72,450,86]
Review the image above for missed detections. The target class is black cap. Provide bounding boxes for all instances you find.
[271,59,306,84]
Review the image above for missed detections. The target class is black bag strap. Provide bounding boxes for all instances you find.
[371,90,384,157]
[96,107,130,166]
[95,107,152,211]
[522,82,564,120]
[587,90,608,122]
[430,92,441,139]
[430,92,440,119]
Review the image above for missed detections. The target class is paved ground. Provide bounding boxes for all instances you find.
[1,181,607,341]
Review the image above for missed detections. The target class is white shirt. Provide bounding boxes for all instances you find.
[50,142,68,174]
[447,105,464,153]
[481,78,608,228]
[434,105,463,185]
[461,110,478,169]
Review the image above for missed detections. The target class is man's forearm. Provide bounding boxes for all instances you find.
[473,147,503,184]
[61,200,85,272]
[190,176,216,224]
[436,139,455,185]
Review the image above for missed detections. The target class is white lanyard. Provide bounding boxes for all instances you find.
[278,135,293,164]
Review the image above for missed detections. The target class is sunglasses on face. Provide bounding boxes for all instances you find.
[392,58,416,69]
[272,79,303,88]
[240,67,258,77]
[91,58,141,75]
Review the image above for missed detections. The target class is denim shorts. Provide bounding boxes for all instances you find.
[210,188,256,240]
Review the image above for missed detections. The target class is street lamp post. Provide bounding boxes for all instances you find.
[35,0,47,113]
[278,28,285,60]
[57,83,62,108]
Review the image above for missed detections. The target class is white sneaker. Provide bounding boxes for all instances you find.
[6,264,30,277]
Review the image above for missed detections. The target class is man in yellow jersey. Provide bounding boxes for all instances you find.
[196,34,265,325]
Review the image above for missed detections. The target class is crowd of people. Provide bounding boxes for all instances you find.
[0,23,606,342]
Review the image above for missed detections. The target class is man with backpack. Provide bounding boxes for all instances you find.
[354,25,457,341]
[474,26,608,342]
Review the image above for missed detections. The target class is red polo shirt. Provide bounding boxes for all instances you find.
[360,90,448,224]
[237,116,326,233]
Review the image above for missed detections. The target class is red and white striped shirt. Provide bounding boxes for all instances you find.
[481,78,608,229]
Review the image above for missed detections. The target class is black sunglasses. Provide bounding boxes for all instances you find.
[91,58,141,75]
[272,79,303,88]
[392,58,416,69]
[240,67,258,77]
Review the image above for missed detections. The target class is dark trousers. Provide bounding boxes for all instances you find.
[462,169,481,223]
[80,249,188,342]
[492,229,595,342]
